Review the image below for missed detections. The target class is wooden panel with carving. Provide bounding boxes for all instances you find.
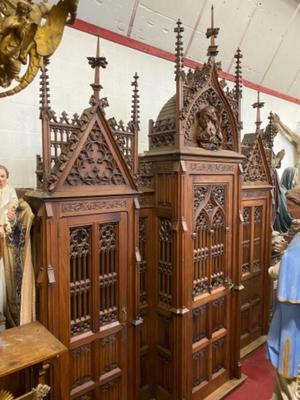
[70,344,93,393]
[191,176,234,399]
[158,218,173,309]
[193,184,227,297]
[138,214,153,400]
[240,199,269,351]
[56,212,129,400]
[69,227,92,338]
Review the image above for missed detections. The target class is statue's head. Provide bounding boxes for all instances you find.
[0,165,9,188]
[16,0,31,16]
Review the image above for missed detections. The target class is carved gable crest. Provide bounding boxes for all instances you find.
[180,61,240,152]
[47,105,136,193]
[242,134,272,185]
[66,122,125,187]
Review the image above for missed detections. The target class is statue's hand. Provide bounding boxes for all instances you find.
[7,208,16,222]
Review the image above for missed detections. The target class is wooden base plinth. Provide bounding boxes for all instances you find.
[240,335,266,359]
[203,374,247,400]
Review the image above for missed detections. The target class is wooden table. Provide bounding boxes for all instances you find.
[0,321,66,378]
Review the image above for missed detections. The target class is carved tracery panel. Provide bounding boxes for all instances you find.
[70,227,92,337]
[244,142,268,183]
[71,344,93,390]
[193,185,226,297]
[139,218,147,305]
[99,223,118,325]
[158,218,173,308]
[67,123,125,187]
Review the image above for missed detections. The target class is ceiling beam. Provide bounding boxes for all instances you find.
[73,19,300,105]
[260,2,300,86]
[183,0,208,58]
[127,0,141,37]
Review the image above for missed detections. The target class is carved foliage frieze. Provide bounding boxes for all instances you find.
[62,199,127,215]
[189,162,235,174]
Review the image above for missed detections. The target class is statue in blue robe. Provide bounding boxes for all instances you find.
[267,233,300,379]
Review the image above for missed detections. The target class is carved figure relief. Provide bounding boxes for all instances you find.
[195,105,223,150]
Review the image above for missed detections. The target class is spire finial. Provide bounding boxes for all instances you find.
[39,57,51,115]
[174,19,184,80]
[234,47,243,101]
[87,36,108,101]
[263,111,279,149]
[131,72,140,129]
[252,91,264,133]
[206,5,219,59]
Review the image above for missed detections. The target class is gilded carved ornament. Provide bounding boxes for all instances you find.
[0,0,78,97]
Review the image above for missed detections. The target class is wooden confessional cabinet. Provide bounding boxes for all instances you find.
[27,18,273,400]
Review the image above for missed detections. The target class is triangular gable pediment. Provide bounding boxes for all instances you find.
[47,105,136,194]
[242,134,272,186]
[182,64,239,152]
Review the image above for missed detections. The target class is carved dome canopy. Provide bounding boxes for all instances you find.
[149,95,177,149]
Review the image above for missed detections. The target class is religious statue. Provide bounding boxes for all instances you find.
[0,0,78,97]
[195,105,223,150]
[0,165,35,328]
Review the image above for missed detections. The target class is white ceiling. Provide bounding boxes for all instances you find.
[76,0,300,99]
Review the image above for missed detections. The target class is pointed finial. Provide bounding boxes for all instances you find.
[39,57,51,115]
[234,48,243,101]
[131,72,140,129]
[174,19,184,80]
[263,111,279,149]
[87,36,108,101]
[206,5,219,59]
[252,91,264,133]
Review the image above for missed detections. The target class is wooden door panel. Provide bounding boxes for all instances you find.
[70,343,93,395]
[59,212,128,400]
[191,177,233,398]
[240,200,266,349]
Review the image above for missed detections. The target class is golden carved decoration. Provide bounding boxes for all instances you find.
[0,0,78,97]
[0,390,14,400]
[0,384,50,400]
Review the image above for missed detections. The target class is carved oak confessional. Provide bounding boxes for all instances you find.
[27,12,274,400]
[28,41,141,400]
[239,94,273,357]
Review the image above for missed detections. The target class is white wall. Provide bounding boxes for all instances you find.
[0,26,299,187]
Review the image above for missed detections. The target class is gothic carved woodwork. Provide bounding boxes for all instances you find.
[29,42,140,400]
[242,133,272,185]
[67,125,126,187]
[240,129,273,355]
[193,185,226,297]
[195,105,223,150]
[158,218,173,308]
[26,8,277,400]
[191,176,234,398]
[240,198,271,353]
[135,11,245,400]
